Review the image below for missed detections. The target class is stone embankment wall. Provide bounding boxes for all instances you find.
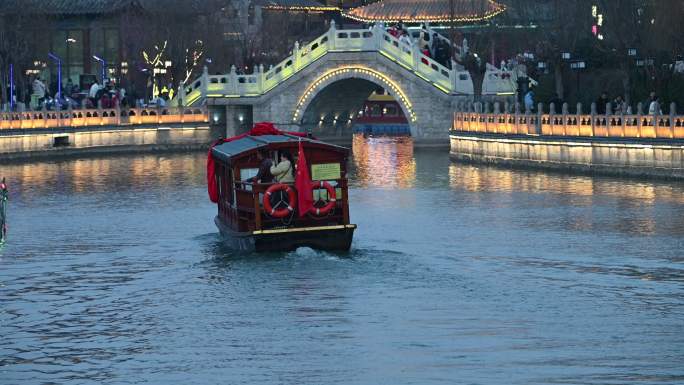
[450,102,684,178]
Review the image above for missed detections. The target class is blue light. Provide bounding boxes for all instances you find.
[48,52,62,100]
[9,64,14,110]
[92,55,106,82]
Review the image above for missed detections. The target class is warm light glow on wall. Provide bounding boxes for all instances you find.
[292,66,417,124]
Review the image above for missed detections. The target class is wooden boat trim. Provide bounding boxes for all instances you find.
[253,224,357,235]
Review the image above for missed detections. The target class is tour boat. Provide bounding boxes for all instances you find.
[353,90,411,136]
[207,123,356,252]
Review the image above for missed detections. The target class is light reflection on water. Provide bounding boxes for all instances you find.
[1,137,684,384]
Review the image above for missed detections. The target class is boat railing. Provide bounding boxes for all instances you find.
[232,179,348,232]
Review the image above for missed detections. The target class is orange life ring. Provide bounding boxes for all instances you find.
[263,183,297,218]
[310,181,337,216]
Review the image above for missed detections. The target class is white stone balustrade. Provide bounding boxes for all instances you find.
[178,22,490,106]
[0,106,208,131]
[453,102,684,139]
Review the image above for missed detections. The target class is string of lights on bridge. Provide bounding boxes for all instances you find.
[292,66,417,124]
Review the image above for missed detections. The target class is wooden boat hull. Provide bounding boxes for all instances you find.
[215,216,355,252]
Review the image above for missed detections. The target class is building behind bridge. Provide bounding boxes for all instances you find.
[0,0,340,108]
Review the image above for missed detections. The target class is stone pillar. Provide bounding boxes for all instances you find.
[229,65,238,95]
[562,102,569,135]
[293,41,301,71]
[576,103,583,136]
[224,105,253,137]
[178,83,187,107]
[258,64,264,93]
[201,65,209,97]
[670,102,677,138]
[590,102,596,136]
[328,20,337,50]
[536,102,544,134]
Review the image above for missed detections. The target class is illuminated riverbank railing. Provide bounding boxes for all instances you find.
[179,22,518,106]
[453,102,684,139]
[0,106,208,131]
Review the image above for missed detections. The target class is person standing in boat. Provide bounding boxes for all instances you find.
[249,150,275,183]
[270,150,295,183]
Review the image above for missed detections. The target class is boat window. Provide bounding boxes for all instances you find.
[370,104,382,117]
[385,104,398,116]
[240,168,258,181]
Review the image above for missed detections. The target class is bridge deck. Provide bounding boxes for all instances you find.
[177,23,519,107]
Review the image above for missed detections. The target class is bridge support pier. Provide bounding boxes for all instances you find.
[220,105,253,137]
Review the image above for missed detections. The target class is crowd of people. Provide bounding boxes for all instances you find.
[384,22,452,69]
[522,88,667,115]
[22,76,173,111]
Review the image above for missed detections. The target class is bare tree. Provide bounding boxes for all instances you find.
[598,0,684,105]
[0,2,53,108]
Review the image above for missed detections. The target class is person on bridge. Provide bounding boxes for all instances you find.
[399,30,412,47]
[524,89,535,113]
[596,92,610,114]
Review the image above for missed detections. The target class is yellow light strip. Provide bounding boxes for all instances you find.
[292,66,417,123]
[343,1,506,23]
[253,224,357,235]
[262,5,340,11]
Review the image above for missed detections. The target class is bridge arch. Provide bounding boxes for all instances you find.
[291,66,417,137]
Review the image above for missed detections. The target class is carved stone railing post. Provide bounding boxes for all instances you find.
[576,103,583,136]
[178,82,187,107]
[201,65,209,97]
[115,99,121,126]
[636,102,644,137]
[258,64,264,93]
[328,20,337,50]
[293,41,301,72]
[229,65,238,95]
[670,102,677,138]
[449,60,457,91]
[536,102,543,134]
[590,102,597,137]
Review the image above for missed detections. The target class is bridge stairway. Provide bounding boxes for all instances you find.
[173,22,521,108]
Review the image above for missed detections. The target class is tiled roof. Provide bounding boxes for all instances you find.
[0,0,337,15]
[345,0,506,23]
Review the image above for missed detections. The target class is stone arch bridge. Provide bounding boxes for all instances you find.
[177,22,517,144]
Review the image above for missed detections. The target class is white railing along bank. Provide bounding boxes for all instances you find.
[0,106,208,131]
[178,22,502,106]
[453,101,684,140]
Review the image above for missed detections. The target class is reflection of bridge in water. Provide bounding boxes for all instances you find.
[177,22,520,144]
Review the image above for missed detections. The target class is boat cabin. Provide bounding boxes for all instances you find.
[210,134,356,251]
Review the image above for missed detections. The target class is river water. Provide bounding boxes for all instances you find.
[1,136,683,384]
